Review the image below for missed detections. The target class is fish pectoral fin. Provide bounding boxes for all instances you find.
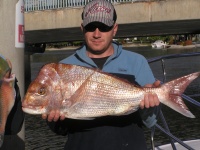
[62,99,72,108]
[67,71,95,106]
[65,87,86,108]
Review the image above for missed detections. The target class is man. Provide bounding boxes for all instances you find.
[2,78,25,150]
[0,55,24,149]
[42,0,160,149]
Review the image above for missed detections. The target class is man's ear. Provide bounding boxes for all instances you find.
[81,23,84,33]
[113,23,118,36]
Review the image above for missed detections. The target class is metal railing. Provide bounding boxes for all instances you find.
[148,52,200,150]
[24,0,157,12]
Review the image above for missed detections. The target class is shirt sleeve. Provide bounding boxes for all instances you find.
[139,105,160,128]
[46,119,68,136]
[134,56,155,86]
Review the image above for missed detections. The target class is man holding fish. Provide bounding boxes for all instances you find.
[42,0,161,149]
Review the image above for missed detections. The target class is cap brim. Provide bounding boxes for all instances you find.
[83,17,114,27]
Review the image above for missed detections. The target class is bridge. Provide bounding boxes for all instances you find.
[24,0,200,45]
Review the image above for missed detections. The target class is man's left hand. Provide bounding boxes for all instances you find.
[140,80,160,109]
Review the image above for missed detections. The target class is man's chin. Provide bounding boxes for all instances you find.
[87,46,106,55]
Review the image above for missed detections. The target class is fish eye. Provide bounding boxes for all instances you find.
[38,88,46,95]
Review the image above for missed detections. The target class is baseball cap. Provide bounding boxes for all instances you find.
[82,0,117,27]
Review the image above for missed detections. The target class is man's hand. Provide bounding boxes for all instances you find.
[140,80,160,109]
[42,110,65,122]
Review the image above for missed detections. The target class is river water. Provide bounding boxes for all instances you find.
[25,46,200,150]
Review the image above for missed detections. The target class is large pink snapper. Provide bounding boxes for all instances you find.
[0,55,16,147]
[22,63,199,119]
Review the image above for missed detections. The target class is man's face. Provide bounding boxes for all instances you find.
[81,22,118,55]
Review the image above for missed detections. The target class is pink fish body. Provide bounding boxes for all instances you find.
[0,56,16,147]
[22,63,199,119]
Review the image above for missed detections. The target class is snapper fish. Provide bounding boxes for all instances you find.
[22,63,199,119]
[0,55,16,147]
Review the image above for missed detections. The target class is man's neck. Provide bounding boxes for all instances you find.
[87,46,114,58]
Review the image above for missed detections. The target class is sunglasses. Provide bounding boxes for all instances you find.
[83,23,114,32]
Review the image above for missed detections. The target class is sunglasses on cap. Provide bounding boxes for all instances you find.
[83,23,114,32]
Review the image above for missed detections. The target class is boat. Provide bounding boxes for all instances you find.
[155,139,200,150]
[124,38,133,44]
[148,52,200,150]
[151,40,170,49]
[193,41,200,48]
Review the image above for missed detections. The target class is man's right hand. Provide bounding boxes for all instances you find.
[42,110,65,122]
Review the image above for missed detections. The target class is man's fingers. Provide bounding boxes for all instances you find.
[153,80,161,87]
[60,114,65,120]
[42,110,65,122]
[53,110,61,122]
[153,93,160,106]
[140,94,150,109]
[42,114,47,120]
[47,110,56,122]
[140,93,160,109]
[144,94,150,108]
[145,80,161,88]
[144,84,151,88]
[140,99,145,109]
[148,93,158,107]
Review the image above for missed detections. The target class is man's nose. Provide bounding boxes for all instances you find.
[93,28,101,37]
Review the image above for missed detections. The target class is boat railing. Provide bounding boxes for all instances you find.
[147,52,200,150]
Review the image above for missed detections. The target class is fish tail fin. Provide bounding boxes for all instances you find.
[161,72,200,118]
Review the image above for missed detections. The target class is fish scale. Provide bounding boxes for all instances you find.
[22,63,199,120]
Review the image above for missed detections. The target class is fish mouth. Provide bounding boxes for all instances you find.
[22,106,46,114]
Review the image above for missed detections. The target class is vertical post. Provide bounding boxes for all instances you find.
[0,0,25,149]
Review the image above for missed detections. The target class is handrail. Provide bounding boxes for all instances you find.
[148,51,200,107]
[155,124,195,150]
[148,52,200,63]
[24,0,161,12]
[148,52,200,150]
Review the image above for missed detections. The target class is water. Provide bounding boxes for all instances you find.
[25,46,200,150]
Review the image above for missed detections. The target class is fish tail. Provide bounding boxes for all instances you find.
[160,72,200,118]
